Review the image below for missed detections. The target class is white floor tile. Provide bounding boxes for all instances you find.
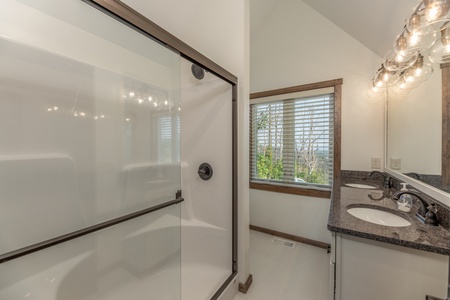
[246,230,330,300]
[233,294,248,300]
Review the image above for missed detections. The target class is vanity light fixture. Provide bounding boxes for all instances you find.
[370,0,449,95]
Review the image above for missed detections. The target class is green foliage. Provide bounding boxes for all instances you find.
[295,168,326,184]
[294,154,328,184]
[256,146,283,180]
[256,146,329,185]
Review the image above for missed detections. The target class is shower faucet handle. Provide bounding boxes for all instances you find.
[198,162,213,180]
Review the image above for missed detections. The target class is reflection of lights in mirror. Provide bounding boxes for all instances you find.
[429,25,450,63]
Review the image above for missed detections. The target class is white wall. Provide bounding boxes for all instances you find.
[122,0,251,287]
[250,0,384,243]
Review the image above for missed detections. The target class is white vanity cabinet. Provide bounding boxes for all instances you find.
[330,233,448,300]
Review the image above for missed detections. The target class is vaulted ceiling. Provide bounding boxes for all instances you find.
[251,0,420,58]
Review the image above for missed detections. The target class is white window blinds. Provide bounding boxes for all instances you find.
[250,93,334,189]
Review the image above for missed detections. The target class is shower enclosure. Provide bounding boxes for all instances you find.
[0,0,237,299]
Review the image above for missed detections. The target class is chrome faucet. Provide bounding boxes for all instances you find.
[369,171,393,188]
[392,191,438,226]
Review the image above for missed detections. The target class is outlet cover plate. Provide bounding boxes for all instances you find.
[391,158,401,170]
[371,157,381,169]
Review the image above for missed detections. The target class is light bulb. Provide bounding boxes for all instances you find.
[398,80,408,89]
[407,31,421,47]
[371,83,383,92]
[383,49,418,72]
[391,76,420,95]
[394,28,435,56]
[423,0,449,22]
[395,34,408,56]
[407,0,450,34]
[374,66,399,87]
[408,13,423,34]
[366,82,385,98]
[402,54,434,83]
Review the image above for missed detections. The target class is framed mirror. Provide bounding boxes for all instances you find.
[386,63,450,207]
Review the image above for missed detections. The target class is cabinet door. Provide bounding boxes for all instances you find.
[338,235,448,300]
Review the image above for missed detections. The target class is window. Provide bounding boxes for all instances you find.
[250,79,342,198]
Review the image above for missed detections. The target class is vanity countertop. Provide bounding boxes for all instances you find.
[327,178,450,255]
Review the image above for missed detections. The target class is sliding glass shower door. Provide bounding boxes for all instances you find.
[0,0,182,299]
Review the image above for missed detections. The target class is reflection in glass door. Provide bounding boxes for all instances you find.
[0,0,182,299]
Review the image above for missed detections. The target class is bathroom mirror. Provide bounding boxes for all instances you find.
[386,63,450,207]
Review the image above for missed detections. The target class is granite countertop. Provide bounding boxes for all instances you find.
[327,178,450,255]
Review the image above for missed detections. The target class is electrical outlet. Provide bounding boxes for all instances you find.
[371,157,381,169]
[391,158,401,170]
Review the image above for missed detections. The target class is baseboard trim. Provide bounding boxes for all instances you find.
[250,225,330,250]
[238,274,253,294]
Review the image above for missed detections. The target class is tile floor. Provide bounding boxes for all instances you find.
[234,230,330,300]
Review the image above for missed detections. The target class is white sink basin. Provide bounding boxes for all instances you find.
[345,183,377,189]
[347,207,411,227]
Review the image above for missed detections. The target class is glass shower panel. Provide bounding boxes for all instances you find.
[0,0,180,255]
[0,204,181,300]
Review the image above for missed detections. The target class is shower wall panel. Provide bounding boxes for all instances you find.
[180,58,233,300]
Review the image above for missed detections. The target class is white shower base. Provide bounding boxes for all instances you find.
[182,221,233,300]
[0,218,233,300]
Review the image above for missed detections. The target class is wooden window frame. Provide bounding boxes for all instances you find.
[249,79,342,198]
